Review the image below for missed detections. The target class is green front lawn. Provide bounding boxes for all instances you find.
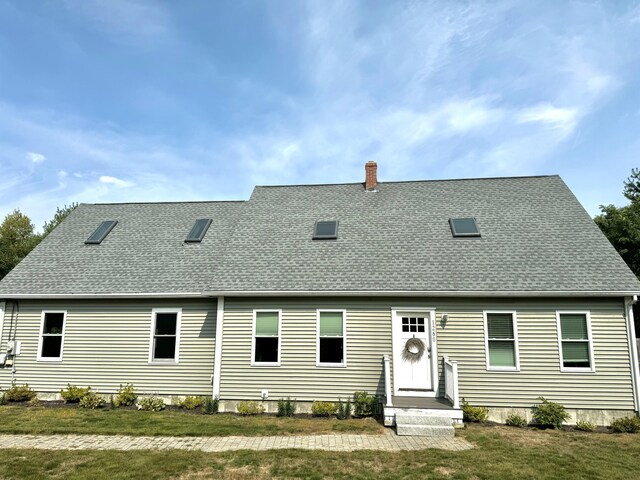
[0,405,382,437]
[0,424,639,479]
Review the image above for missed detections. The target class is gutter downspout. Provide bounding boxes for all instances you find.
[212,296,224,399]
[625,295,640,413]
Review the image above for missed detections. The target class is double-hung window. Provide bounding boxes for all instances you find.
[557,312,594,372]
[252,310,280,365]
[484,311,519,370]
[149,309,181,363]
[38,311,66,361]
[317,310,346,367]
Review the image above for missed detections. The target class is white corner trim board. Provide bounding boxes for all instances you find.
[212,296,224,398]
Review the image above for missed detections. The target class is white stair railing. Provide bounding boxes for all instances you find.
[383,355,392,406]
[443,356,460,409]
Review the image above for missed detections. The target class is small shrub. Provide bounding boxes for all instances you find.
[237,400,265,416]
[136,395,165,412]
[113,383,137,407]
[179,396,205,410]
[27,397,42,408]
[531,397,569,429]
[505,413,527,428]
[609,416,640,433]
[462,399,489,423]
[80,391,106,409]
[311,401,338,417]
[352,391,377,417]
[575,420,596,432]
[4,384,37,402]
[0,393,7,405]
[60,384,91,403]
[202,396,219,415]
[277,397,297,417]
[337,398,352,420]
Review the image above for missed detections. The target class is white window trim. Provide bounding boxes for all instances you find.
[148,308,182,365]
[251,309,282,367]
[556,310,596,373]
[37,310,67,362]
[483,310,520,372]
[316,309,347,368]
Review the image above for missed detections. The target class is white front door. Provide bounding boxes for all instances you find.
[392,309,436,395]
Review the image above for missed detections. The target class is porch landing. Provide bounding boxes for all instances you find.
[383,396,463,429]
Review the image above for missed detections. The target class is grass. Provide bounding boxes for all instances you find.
[0,405,382,437]
[0,423,639,479]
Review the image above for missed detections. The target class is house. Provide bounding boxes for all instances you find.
[1,162,639,429]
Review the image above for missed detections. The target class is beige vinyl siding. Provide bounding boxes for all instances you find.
[437,298,635,409]
[220,298,393,401]
[0,299,217,395]
[220,297,635,410]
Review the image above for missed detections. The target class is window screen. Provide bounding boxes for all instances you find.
[254,311,279,364]
[185,219,212,242]
[449,218,480,237]
[486,313,516,368]
[152,312,178,361]
[559,313,592,369]
[313,221,338,239]
[318,311,345,365]
[40,312,65,359]
[85,220,117,244]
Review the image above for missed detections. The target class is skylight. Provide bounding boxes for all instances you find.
[85,220,118,244]
[313,220,338,240]
[185,219,212,242]
[449,218,480,237]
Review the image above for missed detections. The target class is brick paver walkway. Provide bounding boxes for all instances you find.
[0,429,472,452]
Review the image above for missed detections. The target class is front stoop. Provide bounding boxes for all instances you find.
[394,413,455,437]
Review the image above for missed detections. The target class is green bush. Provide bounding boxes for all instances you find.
[575,420,596,432]
[80,391,106,409]
[609,416,640,433]
[352,391,377,417]
[136,395,165,412]
[311,401,337,417]
[505,413,527,428]
[4,383,37,402]
[179,396,205,410]
[531,397,569,429]
[113,383,137,407]
[277,397,296,417]
[27,396,42,408]
[337,398,352,420]
[202,396,219,415]
[60,384,91,403]
[462,399,489,423]
[237,401,265,416]
[0,393,7,405]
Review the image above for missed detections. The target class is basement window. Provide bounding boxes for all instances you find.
[313,220,338,240]
[252,310,280,366]
[185,219,212,242]
[449,218,480,237]
[149,309,181,363]
[85,220,117,244]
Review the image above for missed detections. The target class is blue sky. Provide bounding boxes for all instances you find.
[1,0,639,230]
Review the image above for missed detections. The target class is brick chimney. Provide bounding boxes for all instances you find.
[365,161,378,191]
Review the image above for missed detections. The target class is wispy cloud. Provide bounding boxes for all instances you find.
[98,175,135,188]
[63,0,171,41]
[26,152,46,163]
[517,104,579,134]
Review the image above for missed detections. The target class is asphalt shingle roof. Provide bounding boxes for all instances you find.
[1,175,638,296]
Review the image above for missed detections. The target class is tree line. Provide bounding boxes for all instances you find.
[0,204,77,279]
